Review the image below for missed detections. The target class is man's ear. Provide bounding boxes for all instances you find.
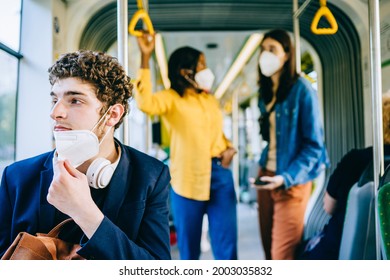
[106,104,124,127]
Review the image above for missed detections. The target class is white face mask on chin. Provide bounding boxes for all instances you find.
[53,107,112,168]
[194,68,215,92]
[258,51,282,77]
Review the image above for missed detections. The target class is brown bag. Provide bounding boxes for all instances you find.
[1,218,84,260]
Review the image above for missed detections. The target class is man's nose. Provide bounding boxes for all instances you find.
[50,101,67,120]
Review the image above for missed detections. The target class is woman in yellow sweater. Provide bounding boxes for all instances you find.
[136,33,237,260]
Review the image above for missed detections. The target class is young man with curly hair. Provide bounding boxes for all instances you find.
[0,50,171,260]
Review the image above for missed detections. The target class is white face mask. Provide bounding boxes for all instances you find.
[194,68,215,92]
[53,107,112,168]
[258,51,282,77]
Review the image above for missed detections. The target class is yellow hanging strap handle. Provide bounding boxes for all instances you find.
[129,0,155,37]
[311,0,338,35]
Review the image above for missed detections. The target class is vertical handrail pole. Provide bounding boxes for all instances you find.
[117,0,129,145]
[232,88,240,201]
[293,0,301,74]
[143,0,151,153]
[369,0,384,260]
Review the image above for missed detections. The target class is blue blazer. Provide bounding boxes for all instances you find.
[0,141,171,260]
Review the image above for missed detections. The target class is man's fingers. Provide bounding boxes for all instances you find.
[63,160,81,178]
[53,158,67,174]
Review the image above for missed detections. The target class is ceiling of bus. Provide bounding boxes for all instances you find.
[78,0,366,172]
[81,0,340,50]
[79,0,352,101]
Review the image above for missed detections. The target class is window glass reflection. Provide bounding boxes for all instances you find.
[0,49,18,175]
[0,0,22,50]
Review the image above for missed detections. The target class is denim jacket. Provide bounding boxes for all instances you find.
[258,77,329,189]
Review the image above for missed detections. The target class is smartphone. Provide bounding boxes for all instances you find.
[254,177,268,186]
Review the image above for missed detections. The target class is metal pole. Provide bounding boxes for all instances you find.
[293,0,301,74]
[232,88,240,201]
[369,0,384,260]
[294,0,313,19]
[117,0,129,145]
[143,0,151,153]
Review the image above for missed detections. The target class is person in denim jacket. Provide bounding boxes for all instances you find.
[252,29,329,260]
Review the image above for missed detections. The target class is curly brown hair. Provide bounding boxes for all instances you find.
[383,92,390,144]
[48,50,133,129]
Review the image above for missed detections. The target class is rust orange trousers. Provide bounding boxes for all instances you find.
[256,169,312,260]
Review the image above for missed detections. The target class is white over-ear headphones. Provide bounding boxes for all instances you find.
[52,153,115,189]
[86,158,115,189]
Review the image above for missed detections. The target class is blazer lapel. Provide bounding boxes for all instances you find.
[37,144,133,230]
[102,143,133,222]
[38,151,57,233]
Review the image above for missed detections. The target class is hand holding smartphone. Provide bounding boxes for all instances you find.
[254,177,268,186]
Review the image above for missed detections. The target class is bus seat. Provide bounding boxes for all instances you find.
[380,163,390,185]
[377,164,390,259]
[338,180,376,259]
[378,182,390,260]
[338,157,390,260]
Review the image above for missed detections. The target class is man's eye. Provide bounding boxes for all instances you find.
[51,99,57,105]
[71,99,81,104]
